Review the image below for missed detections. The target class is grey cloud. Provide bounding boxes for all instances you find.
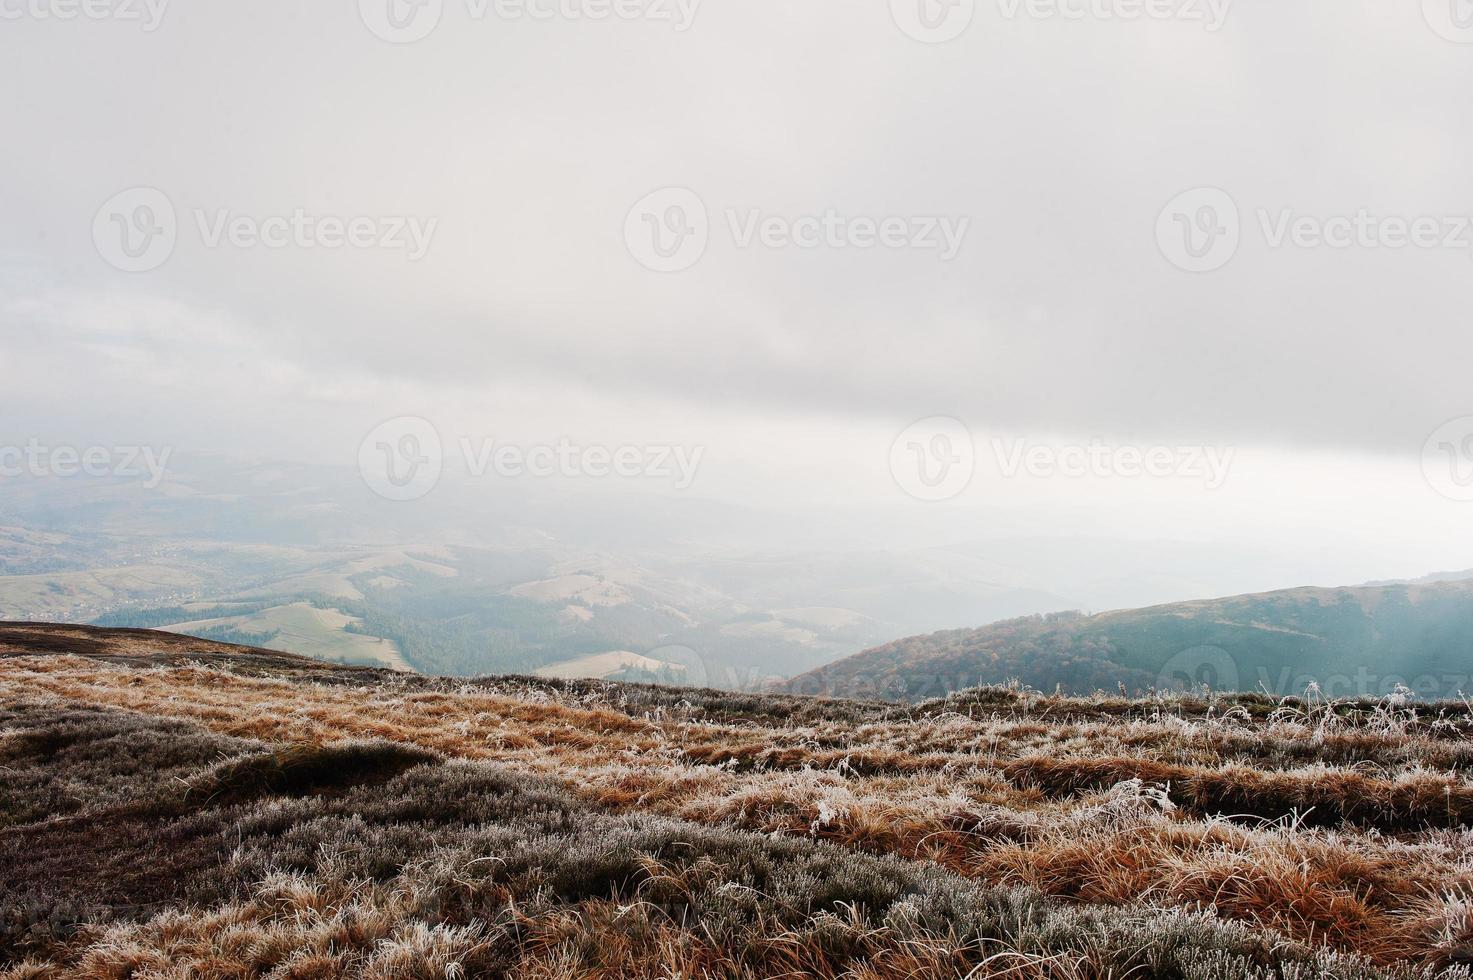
[1,0,1471,461]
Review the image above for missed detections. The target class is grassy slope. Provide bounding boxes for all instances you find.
[787,579,1473,701]
[161,601,413,671]
[1,624,1471,978]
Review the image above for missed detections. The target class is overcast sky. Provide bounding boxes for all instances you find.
[3,0,1473,587]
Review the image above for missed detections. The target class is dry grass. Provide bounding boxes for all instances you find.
[3,635,1473,976]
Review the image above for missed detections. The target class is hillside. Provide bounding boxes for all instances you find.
[787,578,1473,702]
[3,624,1473,977]
[0,465,1084,687]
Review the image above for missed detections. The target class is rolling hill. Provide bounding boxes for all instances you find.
[786,577,1473,702]
[3,623,1473,975]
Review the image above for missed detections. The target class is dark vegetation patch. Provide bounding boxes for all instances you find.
[295,668,904,726]
[0,703,446,961]
[670,726,1473,814]
[185,740,442,806]
[678,740,932,777]
[921,684,1473,732]
[1003,756,1473,832]
[0,627,110,658]
[0,701,263,827]
[0,705,260,958]
[0,622,338,675]
[483,673,900,725]
[0,808,232,959]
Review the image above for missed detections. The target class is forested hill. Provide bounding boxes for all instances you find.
[786,577,1473,702]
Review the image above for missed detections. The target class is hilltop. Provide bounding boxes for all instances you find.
[787,578,1473,701]
[2,623,1472,976]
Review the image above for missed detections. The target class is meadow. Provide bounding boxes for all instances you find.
[1,623,1470,978]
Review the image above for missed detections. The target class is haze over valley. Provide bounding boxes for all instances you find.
[1,452,1469,697]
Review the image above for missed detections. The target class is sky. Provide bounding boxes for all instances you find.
[3,0,1473,593]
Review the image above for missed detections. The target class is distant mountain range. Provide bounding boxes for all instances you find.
[6,453,1471,693]
[786,575,1473,702]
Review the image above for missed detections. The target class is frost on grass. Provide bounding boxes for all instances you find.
[3,648,1473,977]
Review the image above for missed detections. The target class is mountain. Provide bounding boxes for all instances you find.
[786,578,1473,702]
[3,622,1469,974]
[0,456,1087,685]
[6,452,1440,690]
